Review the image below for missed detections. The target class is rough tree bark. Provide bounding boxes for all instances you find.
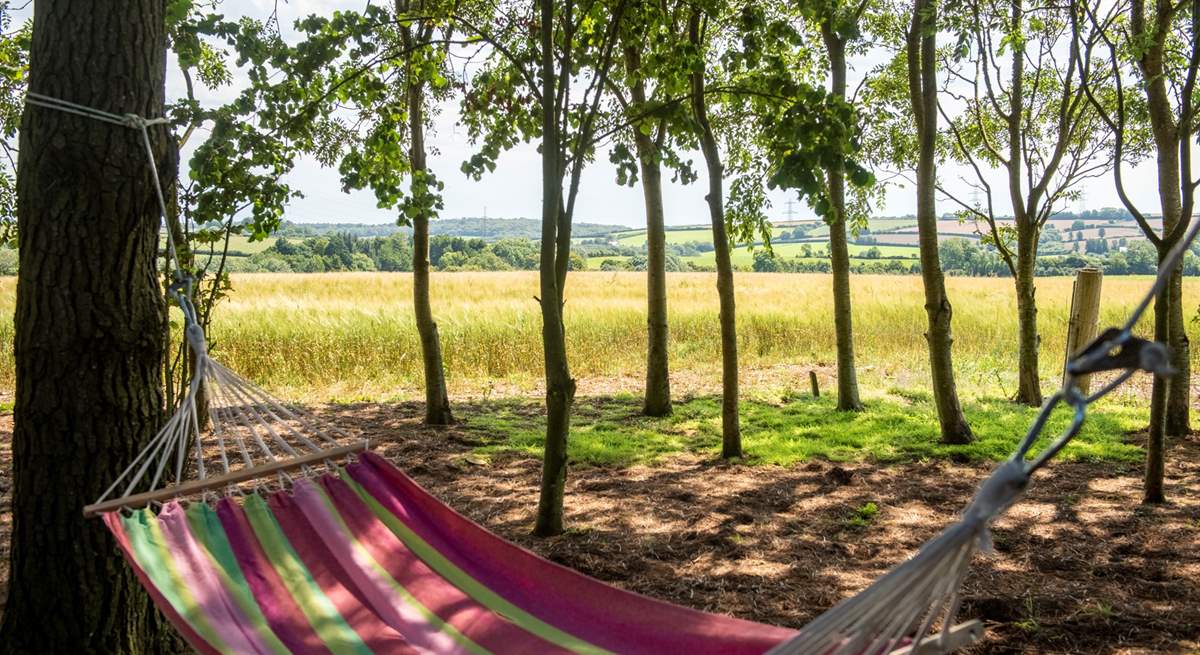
[689,8,741,458]
[821,25,863,412]
[907,0,974,444]
[624,46,672,417]
[0,2,182,652]
[406,78,454,426]
[533,0,576,536]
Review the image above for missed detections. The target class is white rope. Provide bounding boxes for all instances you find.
[24,93,359,508]
[25,92,182,275]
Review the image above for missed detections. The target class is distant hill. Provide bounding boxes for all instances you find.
[276,217,626,241]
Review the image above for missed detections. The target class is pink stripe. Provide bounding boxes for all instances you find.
[104,513,223,655]
[318,474,567,653]
[268,486,420,653]
[350,452,796,654]
[158,502,272,654]
[283,481,460,653]
[216,498,335,655]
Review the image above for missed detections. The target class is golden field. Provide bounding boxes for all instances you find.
[0,272,1195,400]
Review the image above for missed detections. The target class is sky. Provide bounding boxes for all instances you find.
[17,0,1172,228]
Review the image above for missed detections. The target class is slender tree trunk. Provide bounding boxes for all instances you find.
[0,2,182,652]
[1165,268,1190,435]
[407,80,453,425]
[624,47,671,417]
[1014,230,1043,406]
[1145,271,1170,503]
[1136,0,1191,440]
[822,28,863,412]
[1005,0,1043,407]
[907,0,973,444]
[689,9,740,458]
[534,0,575,536]
[635,136,672,416]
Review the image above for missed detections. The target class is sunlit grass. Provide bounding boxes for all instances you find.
[461,391,1147,467]
[0,272,1194,402]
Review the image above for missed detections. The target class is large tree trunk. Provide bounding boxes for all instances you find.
[534,0,575,536]
[625,47,672,417]
[822,28,863,412]
[407,80,453,426]
[907,0,973,444]
[1014,230,1043,406]
[689,9,741,458]
[0,2,182,652]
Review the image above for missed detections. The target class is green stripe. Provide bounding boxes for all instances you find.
[186,503,292,655]
[339,470,612,655]
[307,483,491,655]
[121,509,229,651]
[241,495,372,655]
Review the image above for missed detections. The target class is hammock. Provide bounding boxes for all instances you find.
[105,451,798,655]
[29,92,1192,655]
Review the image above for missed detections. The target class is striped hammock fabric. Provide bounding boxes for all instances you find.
[104,451,798,654]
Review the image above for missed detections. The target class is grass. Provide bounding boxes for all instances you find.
[459,390,1147,468]
[586,255,631,270]
[680,241,919,267]
[847,502,880,528]
[0,272,1194,403]
[222,234,276,255]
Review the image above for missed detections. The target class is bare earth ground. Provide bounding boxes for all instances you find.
[2,398,1199,654]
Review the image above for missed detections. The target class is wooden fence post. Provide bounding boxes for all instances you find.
[809,370,820,398]
[1063,267,1103,393]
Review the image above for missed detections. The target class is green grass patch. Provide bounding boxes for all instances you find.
[847,501,880,528]
[682,242,919,267]
[585,255,631,270]
[459,390,1145,468]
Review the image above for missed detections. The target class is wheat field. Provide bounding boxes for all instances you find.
[0,272,1195,400]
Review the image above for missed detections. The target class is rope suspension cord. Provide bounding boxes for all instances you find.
[24,92,368,516]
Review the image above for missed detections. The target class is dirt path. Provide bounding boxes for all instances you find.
[2,401,1199,653]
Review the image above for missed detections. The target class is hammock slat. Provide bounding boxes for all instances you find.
[83,441,370,517]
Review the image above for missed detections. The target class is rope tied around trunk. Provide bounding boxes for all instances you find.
[26,93,358,511]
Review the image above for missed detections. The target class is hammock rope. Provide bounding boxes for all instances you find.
[23,92,367,514]
[25,90,1199,654]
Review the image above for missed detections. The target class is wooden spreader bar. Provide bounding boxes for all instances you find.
[83,441,371,517]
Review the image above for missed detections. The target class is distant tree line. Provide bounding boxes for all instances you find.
[199,232,1200,277]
